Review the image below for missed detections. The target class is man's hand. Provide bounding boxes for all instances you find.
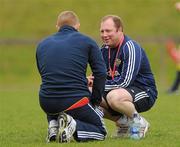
[87,75,94,87]
[175,2,180,11]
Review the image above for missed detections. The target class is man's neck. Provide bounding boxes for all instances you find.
[112,34,124,49]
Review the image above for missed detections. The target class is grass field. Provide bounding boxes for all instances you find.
[0,0,180,146]
[1,0,180,39]
[0,45,180,147]
[0,84,180,147]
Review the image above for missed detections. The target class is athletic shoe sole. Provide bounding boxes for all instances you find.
[140,117,150,138]
[58,113,69,143]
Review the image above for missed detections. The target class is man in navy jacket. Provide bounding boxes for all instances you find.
[99,15,157,139]
[36,11,107,143]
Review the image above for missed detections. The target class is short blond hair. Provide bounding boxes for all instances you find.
[56,11,79,28]
[101,15,123,31]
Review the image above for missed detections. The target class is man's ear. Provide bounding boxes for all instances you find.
[56,24,60,30]
[75,23,80,31]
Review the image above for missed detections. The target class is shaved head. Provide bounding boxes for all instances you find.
[56,11,80,30]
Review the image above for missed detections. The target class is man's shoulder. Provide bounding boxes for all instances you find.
[36,35,55,53]
[123,36,138,46]
[122,36,142,51]
[77,32,96,42]
[37,34,55,45]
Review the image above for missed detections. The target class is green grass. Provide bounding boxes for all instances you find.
[0,45,180,146]
[0,45,39,87]
[1,0,180,39]
[0,0,180,146]
[0,43,175,91]
[0,86,180,147]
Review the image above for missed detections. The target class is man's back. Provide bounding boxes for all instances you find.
[36,25,106,100]
[36,11,107,143]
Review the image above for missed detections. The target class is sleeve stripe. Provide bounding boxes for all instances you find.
[120,41,135,87]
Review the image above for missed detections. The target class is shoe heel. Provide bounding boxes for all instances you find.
[59,113,68,130]
[60,130,69,143]
[58,113,68,143]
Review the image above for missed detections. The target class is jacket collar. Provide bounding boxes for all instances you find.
[58,25,78,32]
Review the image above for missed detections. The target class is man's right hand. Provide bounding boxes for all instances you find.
[175,2,180,11]
[87,75,94,87]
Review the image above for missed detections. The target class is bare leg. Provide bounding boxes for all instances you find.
[106,88,137,118]
[100,98,120,122]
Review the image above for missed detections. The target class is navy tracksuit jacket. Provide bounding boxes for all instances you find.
[101,35,158,101]
[36,25,106,112]
[36,25,107,141]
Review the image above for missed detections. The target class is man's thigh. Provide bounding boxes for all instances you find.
[103,86,153,114]
[67,104,104,126]
[67,104,107,141]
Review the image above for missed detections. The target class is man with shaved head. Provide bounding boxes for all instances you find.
[36,11,107,143]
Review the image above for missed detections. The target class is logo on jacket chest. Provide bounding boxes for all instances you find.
[115,58,121,66]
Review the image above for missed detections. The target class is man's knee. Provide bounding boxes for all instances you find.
[106,88,132,104]
[106,90,124,108]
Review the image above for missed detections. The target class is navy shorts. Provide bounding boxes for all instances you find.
[103,86,155,116]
